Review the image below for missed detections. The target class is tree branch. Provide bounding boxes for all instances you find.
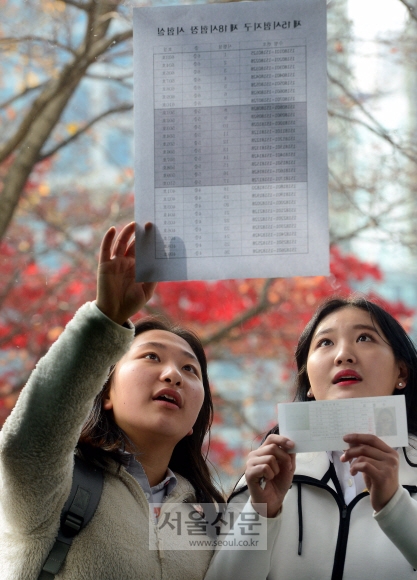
[0,24,133,164]
[202,279,276,346]
[329,109,417,164]
[85,71,132,82]
[0,35,77,56]
[39,102,133,160]
[0,3,133,241]
[328,71,417,163]
[0,83,46,110]
[330,220,380,244]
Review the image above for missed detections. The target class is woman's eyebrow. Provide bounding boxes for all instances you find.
[352,324,378,332]
[313,326,333,339]
[314,323,377,339]
[134,341,199,362]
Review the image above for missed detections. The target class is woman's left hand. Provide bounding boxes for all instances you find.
[341,433,400,513]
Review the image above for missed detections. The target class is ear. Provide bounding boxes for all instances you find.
[186,428,193,436]
[103,393,113,410]
[396,360,409,389]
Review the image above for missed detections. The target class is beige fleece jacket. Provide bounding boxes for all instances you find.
[0,303,212,580]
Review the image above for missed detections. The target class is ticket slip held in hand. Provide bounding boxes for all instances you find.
[277,395,408,453]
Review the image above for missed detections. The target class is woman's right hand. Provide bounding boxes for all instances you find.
[245,434,295,518]
[96,222,157,325]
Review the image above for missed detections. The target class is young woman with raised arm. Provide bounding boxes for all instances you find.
[0,223,223,580]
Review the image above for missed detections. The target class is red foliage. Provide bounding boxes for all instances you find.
[206,438,240,475]
[0,238,95,352]
[149,245,413,359]
[0,195,414,428]
[1,235,413,368]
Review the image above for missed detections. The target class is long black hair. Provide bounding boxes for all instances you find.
[78,316,224,506]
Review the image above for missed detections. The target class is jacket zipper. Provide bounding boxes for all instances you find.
[232,455,417,579]
[293,474,369,580]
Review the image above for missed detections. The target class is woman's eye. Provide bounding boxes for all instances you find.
[144,353,159,361]
[357,334,371,342]
[183,364,197,374]
[317,338,332,347]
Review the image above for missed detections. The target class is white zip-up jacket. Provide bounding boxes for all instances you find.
[205,442,417,580]
[0,303,212,580]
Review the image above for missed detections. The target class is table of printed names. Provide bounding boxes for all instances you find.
[154,41,308,259]
[309,402,372,439]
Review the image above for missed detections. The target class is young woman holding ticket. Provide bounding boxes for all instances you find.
[205,297,417,580]
[0,223,223,580]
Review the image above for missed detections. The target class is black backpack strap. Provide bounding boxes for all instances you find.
[38,455,104,580]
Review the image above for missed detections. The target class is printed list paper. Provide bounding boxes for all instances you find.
[134,0,328,282]
[277,395,408,453]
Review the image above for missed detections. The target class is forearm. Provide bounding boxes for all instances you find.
[374,485,417,568]
[0,302,133,529]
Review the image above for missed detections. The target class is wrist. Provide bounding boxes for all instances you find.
[267,504,283,518]
[250,499,282,519]
[95,301,127,326]
[373,486,399,514]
